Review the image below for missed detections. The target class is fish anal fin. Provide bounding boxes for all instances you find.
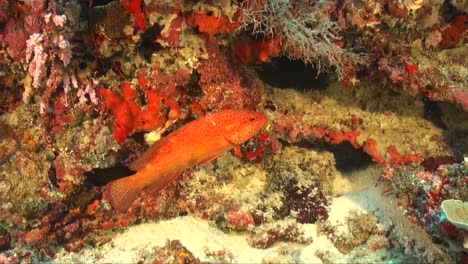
[128,137,169,171]
[104,177,142,213]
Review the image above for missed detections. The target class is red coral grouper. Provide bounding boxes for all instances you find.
[104,109,267,212]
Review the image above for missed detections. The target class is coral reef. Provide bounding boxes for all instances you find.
[383,160,468,253]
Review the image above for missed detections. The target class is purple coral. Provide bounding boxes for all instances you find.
[280,178,329,224]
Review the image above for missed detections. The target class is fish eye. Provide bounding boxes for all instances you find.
[249,117,255,122]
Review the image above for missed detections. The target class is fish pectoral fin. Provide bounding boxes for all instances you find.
[233,145,243,158]
[128,137,169,171]
[198,154,222,166]
[143,173,182,194]
[224,136,240,147]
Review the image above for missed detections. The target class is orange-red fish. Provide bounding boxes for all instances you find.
[104,109,267,212]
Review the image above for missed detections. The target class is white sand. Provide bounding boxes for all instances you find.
[54,184,441,263]
[55,216,282,263]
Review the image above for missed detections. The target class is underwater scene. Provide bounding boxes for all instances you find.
[0,0,467,263]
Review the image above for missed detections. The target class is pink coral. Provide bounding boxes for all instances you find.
[448,89,468,110]
[57,34,72,66]
[425,29,442,48]
[25,33,48,91]
[226,207,254,230]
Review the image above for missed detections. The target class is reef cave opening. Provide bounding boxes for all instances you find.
[254,57,329,90]
[297,140,374,173]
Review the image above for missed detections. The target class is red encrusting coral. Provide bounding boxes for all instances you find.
[120,82,137,100]
[404,63,419,76]
[340,63,358,88]
[99,83,167,143]
[387,145,419,165]
[363,138,385,164]
[156,15,184,47]
[383,0,409,18]
[186,11,241,37]
[272,114,426,166]
[233,37,282,64]
[99,85,142,143]
[327,130,360,149]
[439,15,467,49]
[122,0,147,30]
[100,66,191,143]
[236,132,281,163]
[245,132,269,161]
[387,146,402,165]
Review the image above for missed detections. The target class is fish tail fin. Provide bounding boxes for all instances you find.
[104,177,142,213]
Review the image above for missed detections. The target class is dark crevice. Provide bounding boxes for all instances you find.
[254,57,329,90]
[84,165,134,186]
[423,97,447,129]
[139,24,164,61]
[89,0,118,7]
[183,71,203,98]
[327,142,374,172]
[293,139,374,173]
[92,57,111,77]
[441,0,464,23]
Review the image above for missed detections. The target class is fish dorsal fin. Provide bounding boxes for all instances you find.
[128,137,169,171]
